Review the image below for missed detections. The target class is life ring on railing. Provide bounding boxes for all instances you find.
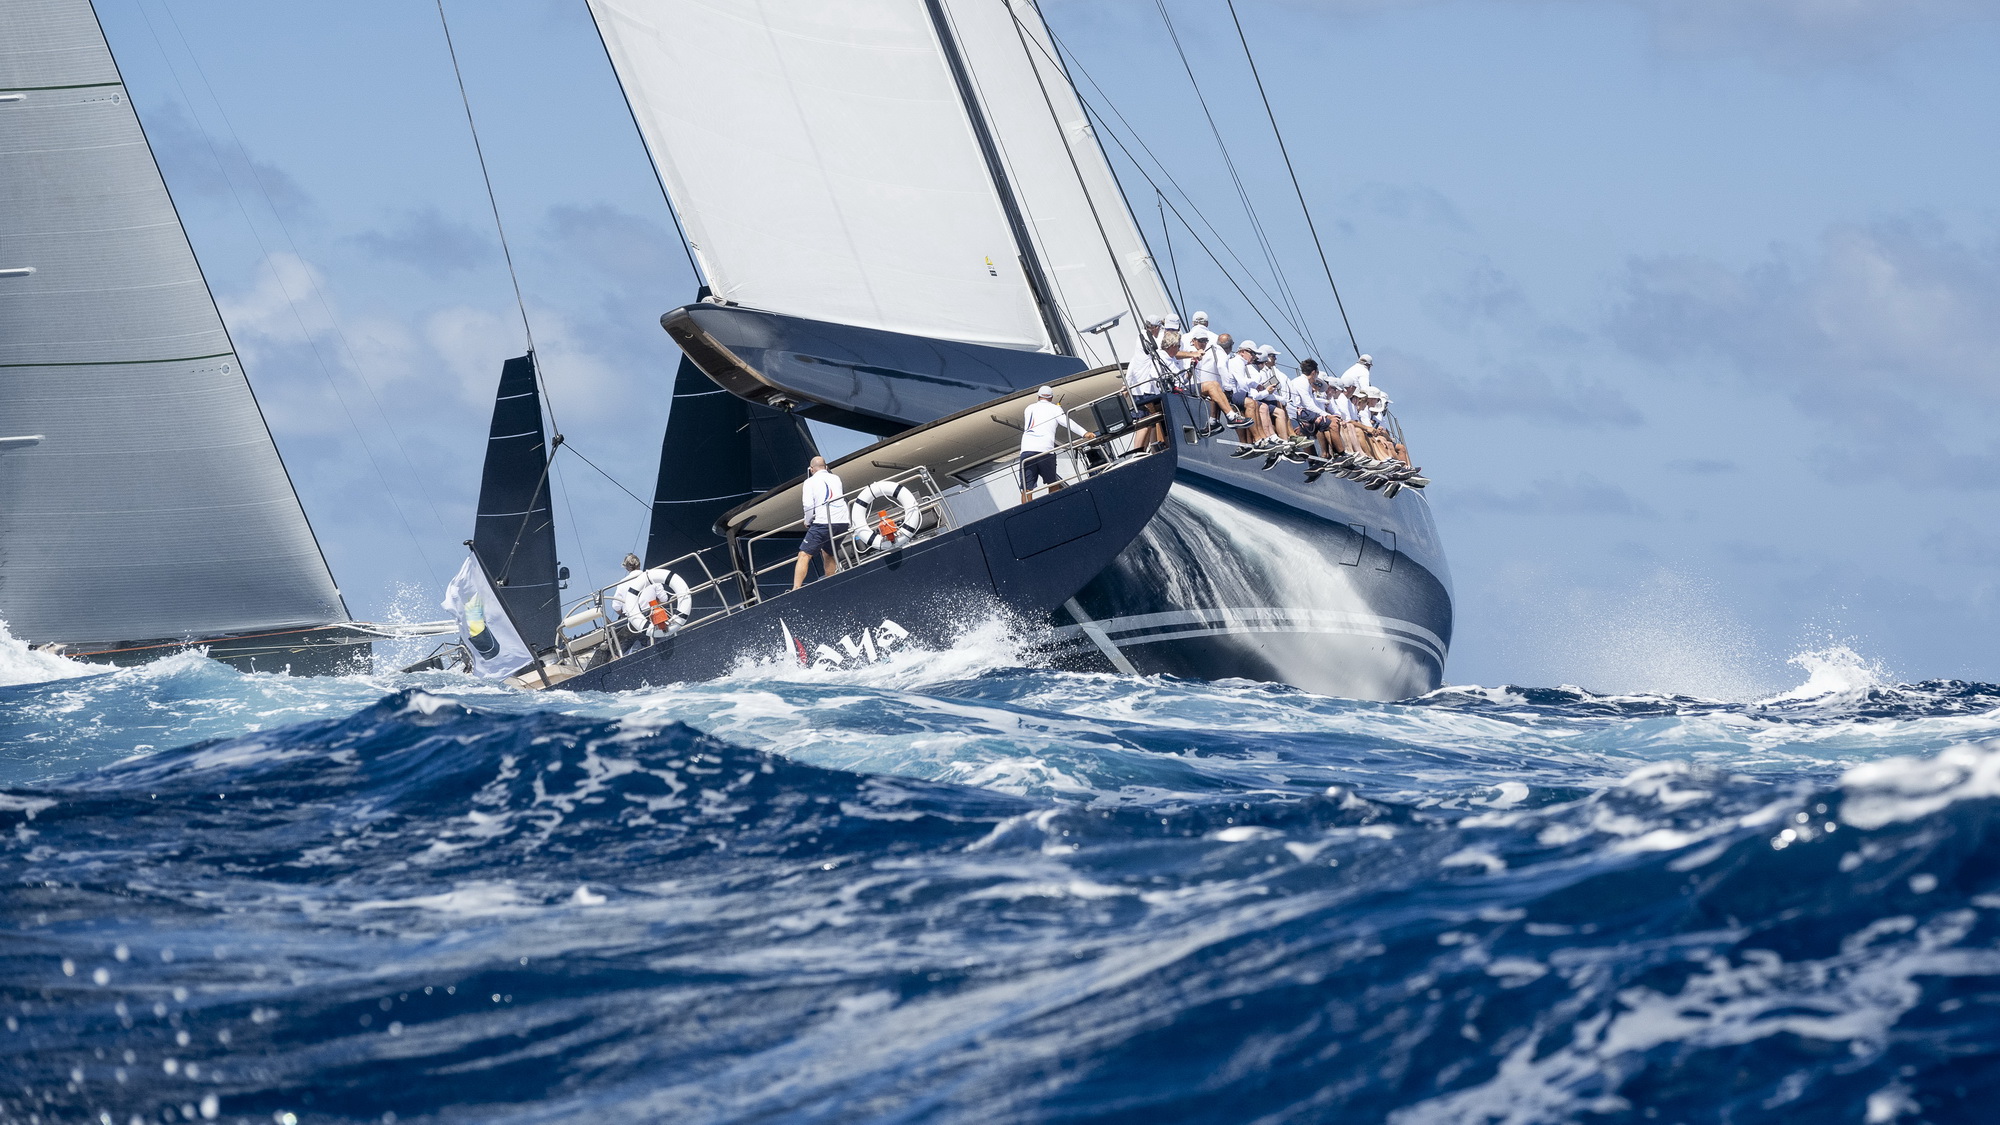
[848,481,927,553]
[642,568,694,635]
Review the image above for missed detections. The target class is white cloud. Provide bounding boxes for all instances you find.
[1608,218,2000,418]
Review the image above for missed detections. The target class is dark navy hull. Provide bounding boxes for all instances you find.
[563,446,1175,692]
[1047,405,1453,700]
[666,303,1454,699]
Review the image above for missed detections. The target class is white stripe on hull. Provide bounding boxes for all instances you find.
[1055,606,1447,669]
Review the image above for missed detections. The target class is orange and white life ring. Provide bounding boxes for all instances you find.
[847,481,926,553]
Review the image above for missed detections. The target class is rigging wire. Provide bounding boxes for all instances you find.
[561,444,653,512]
[988,0,1152,365]
[1157,193,1187,320]
[1226,0,1361,359]
[136,0,443,588]
[435,1,642,598]
[1151,0,1319,361]
[1025,20,1314,355]
[434,0,539,372]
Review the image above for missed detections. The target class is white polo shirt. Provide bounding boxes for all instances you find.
[1192,342,1227,385]
[1022,399,1088,454]
[801,469,845,526]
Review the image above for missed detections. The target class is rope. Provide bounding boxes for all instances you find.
[1158,193,1187,319]
[1227,0,1361,359]
[993,0,1148,353]
[561,443,654,512]
[434,1,536,363]
[1027,22,1314,356]
[1153,0,1319,361]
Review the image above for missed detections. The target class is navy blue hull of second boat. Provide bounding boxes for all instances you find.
[562,447,1175,692]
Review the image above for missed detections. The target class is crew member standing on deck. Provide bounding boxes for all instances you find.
[792,456,848,591]
[1126,315,1179,452]
[1020,386,1096,505]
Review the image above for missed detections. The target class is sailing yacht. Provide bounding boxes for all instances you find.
[582,0,1453,699]
[0,0,431,672]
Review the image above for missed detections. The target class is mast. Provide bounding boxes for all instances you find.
[922,0,1073,356]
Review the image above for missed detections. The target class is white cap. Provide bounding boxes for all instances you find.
[1037,385,1054,398]
[1358,354,1373,366]
[1188,327,1213,342]
[1144,314,1164,328]
[1192,310,1209,323]
[1236,339,1257,352]
[1260,346,1279,359]
[1162,315,1182,330]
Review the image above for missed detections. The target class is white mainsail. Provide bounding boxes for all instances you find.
[0,0,347,645]
[587,0,1052,349]
[586,0,1171,362]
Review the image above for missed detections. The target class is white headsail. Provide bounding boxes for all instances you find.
[585,0,1172,363]
[0,0,347,645]
[934,0,1173,368]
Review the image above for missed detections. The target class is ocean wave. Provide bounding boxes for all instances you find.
[5,680,2000,1122]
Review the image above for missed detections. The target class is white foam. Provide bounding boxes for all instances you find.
[1392,913,2000,1124]
[0,617,96,686]
[1838,739,2000,829]
[718,614,1032,690]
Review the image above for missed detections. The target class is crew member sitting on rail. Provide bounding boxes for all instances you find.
[1325,379,1364,463]
[1353,385,1410,465]
[1188,328,1251,435]
[1254,346,1291,444]
[1227,340,1262,441]
[792,456,848,590]
[613,553,669,649]
[1287,359,1334,458]
[1020,385,1097,505]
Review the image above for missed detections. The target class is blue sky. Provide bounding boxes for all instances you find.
[92,0,2000,694]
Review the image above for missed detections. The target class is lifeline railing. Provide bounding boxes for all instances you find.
[547,385,1150,665]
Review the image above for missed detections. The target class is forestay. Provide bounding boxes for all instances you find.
[0,0,346,644]
[586,0,1052,349]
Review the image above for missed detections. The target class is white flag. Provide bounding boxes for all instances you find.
[441,557,533,679]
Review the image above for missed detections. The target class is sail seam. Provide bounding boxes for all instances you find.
[0,351,233,369]
[0,82,123,92]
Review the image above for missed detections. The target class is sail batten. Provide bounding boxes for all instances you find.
[0,0,346,644]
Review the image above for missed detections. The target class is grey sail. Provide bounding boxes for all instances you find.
[0,0,346,646]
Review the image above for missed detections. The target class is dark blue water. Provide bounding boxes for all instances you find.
[4,629,1998,1124]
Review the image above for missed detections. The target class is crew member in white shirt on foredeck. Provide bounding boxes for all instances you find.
[1336,353,1374,391]
[792,456,848,591]
[1020,385,1096,505]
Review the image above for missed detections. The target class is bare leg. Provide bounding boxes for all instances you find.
[822,549,839,577]
[1200,381,1233,416]
[792,552,812,590]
